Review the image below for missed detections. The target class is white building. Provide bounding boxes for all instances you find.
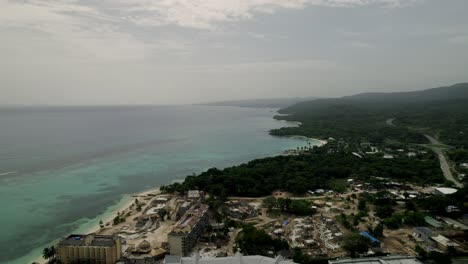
[164,252,297,264]
[433,187,458,195]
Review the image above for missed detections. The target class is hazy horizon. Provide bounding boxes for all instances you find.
[2,0,468,105]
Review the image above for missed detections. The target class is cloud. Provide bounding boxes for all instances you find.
[0,0,194,62]
[449,35,468,44]
[0,0,422,63]
[0,0,421,31]
[348,41,374,48]
[184,59,339,74]
[107,0,420,29]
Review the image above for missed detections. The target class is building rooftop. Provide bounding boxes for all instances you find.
[434,187,458,195]
[424,216,443,228]
[187,190,201,199]
[431,235,459,247]
[170,204,208,234]
[329,255,423,264]
[58,234,117,247]
[165,253,297,264]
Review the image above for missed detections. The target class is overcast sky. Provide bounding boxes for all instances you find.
[1,0,467,105]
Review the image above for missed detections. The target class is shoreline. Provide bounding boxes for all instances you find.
[31,187,162,264]
[6,105,309,264]
[26,138,316,264]
[25,116,313,264]
[286,135,328,146]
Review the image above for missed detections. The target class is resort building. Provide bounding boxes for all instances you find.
[57,234,122,264]
[329,255,422,264]
[164,252,297,264]
[168,203,209,256]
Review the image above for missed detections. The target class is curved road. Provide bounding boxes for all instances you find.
[424,134,463,188]
[386,118,463,188]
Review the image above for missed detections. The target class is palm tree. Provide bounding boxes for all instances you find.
[42,247,51,260]
[42,246,56,260]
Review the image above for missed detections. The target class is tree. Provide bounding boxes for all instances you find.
[235,225,289,256]
[428,251,452,264]
[358,199,366,211]
[292,247,305,263]
[373,223,384,237]
[158,209,167,220]
[375,204,394,219]
[405,200,416,211]
[446,246,457,257]
[42,246,56,260]
[415,244,427,260]
[263,196,277,209]
[342,233,370,258]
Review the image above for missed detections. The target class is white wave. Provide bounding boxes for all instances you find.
[0,171,17,176]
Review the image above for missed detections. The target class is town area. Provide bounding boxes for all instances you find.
[45,181,467,264]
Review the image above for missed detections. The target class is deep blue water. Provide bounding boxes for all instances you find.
[0,105,316,264]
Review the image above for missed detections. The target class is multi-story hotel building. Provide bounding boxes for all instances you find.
[167,203,209,256]
[57,234,122,264]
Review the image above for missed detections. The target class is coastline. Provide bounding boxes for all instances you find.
[31,187,162,264]
[19,108,312,264]
[28,138,319,264]
[286,135,328,146]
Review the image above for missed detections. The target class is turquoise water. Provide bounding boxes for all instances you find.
[0,105,317,264]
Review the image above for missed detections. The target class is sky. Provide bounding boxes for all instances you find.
[1,0,467,105]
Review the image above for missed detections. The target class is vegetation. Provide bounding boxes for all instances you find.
[235,225,289,256]
[383,210,425,229]
[292,248,328,264]
[42,246,62,263]
[415,244,453,264]
[271,83,468,148]
[341,233,370,257]
[161,143,443,197]
[367,223,384,238]
[263,197,317,216]
[112,212,126,225]
[158,208,168,220]
[42,246,56,260]
[417,186,468,216]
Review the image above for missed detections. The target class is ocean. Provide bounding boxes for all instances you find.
[0,105,317,264]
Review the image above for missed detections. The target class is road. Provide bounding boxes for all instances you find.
[424,134,463,188]
[386,118,462,188]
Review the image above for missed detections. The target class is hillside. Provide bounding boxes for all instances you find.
[202,96,318,109]
[279,83,468,113]
[271,83,468,147]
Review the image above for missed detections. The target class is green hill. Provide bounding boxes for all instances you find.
[271,83,468,147]
[201,96,318,108]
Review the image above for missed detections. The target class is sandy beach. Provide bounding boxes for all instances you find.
[286,135,328,146]
[31,187,162,264]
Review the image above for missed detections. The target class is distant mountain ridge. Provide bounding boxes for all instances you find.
[341,83,468,102]
[280,83,468,114]
[270,82,468,149]
[202,96,318,109]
